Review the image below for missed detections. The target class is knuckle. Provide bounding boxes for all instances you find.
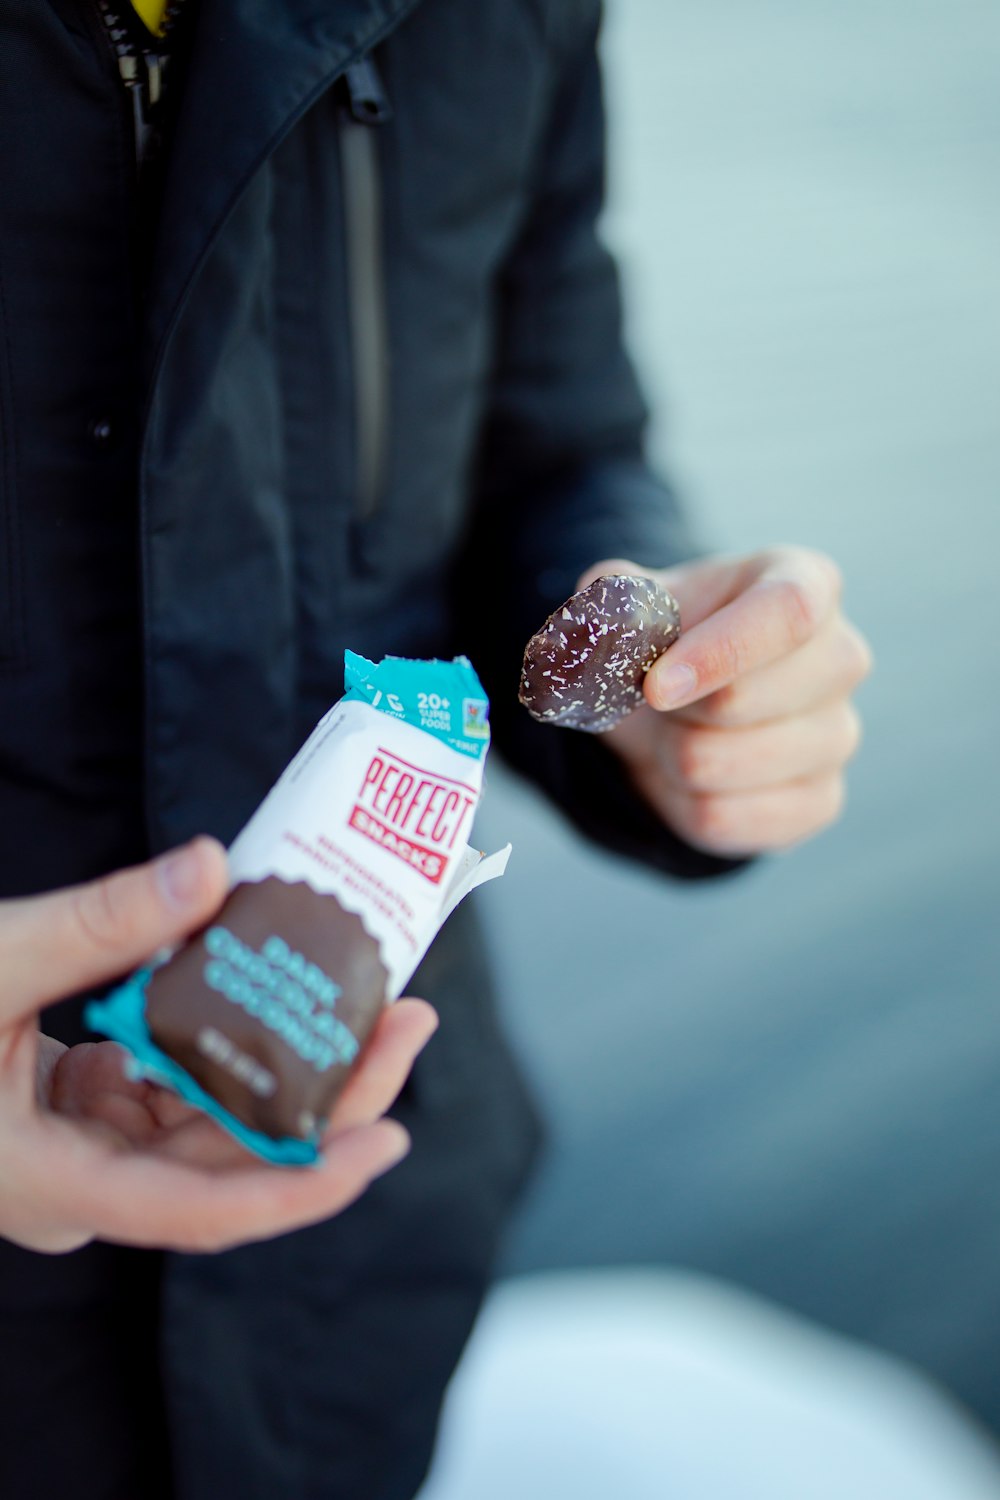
[184,1222,228,1255]
[70,878,135,955]
[785,777,845,845]
[699,682,749,728]
[811,549,843,601]
[840,703,863,761]
[702,634,751,688]
[842,622,874,685]
[671,727,715,791]
[772,777,845,850]
[766,550,842,647]
[39,1228,92,1254]
[775,577,824,647]
[817,775,846,830]
[779,780,851,852]
[779,545,843,600]
[687,794,732,848]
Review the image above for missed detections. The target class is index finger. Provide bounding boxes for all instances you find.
[150,998,438,1168]
[326,998,438,1134]
[646,550,841,711]
[59,1118,411,1252]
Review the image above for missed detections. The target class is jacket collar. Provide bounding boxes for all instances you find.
[144,0,419,387]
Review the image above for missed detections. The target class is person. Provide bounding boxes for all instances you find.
[0,836,437,1254]
[0,0,870,1497]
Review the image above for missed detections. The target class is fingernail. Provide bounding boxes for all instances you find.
[375,1124,411,1175]
[406,1000,440,1051]
[652,661,697,708]
[157,842,207,909]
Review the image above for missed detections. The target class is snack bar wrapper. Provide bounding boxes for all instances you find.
[87,653,510,1165]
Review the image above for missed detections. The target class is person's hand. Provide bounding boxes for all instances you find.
[0,839,437,1255]
[578,547,872,857]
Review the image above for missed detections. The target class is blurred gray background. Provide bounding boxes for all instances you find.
[476,0,1000,1432]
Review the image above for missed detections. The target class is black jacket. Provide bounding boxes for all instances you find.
[0,2,734,1497]
[0,0,734,890]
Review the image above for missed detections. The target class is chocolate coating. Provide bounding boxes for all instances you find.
[146,877,388,1142]
[519,574,681,732]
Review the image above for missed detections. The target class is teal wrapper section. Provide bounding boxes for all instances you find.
[86,974,321,1167]
[344,651,490,761]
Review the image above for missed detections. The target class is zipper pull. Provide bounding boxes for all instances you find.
[147,55,162,108]
[115,54,151,166]
[343,57,392,125]
[130,83,152,166]
[117,52,140,88]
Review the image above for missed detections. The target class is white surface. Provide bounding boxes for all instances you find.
[418,1271,1000,1500]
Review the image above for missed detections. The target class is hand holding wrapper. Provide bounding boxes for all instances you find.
[88,653,509,1165]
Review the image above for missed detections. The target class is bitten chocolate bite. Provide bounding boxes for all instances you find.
[519,574,682,732]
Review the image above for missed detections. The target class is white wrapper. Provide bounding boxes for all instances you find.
[87,653,509,1164]
[227,692,509,998]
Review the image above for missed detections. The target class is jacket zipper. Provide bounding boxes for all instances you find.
[93,0,177,170]
[87,2,139,170]
[339,57,392,523]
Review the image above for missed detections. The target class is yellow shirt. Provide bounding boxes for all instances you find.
[130,0,169,37]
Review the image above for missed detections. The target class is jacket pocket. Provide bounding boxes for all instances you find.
[0,263,23,668]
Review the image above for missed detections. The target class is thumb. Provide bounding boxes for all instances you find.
[0,838,229,1025]
[574,558,651,595]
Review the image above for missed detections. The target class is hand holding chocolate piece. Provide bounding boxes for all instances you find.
[576,548,870,856]
[519,574,681,732]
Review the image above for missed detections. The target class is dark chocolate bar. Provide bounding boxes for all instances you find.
[145,878,388,1141]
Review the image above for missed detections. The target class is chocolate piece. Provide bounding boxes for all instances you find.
[519,574,681,732]
[146,877,388,1143]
